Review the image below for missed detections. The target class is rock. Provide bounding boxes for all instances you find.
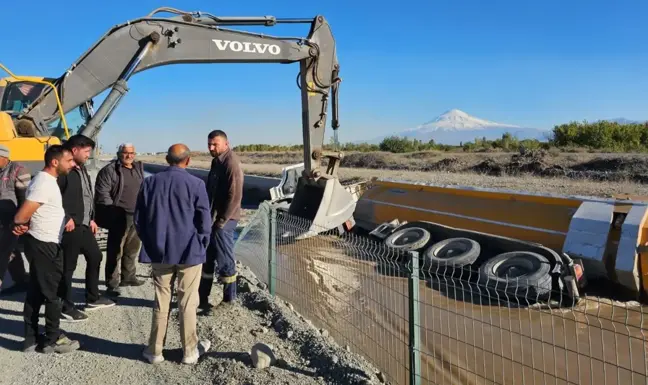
[286,330,294,339]
[320,329,329,338]
[257,282,267,290]
[377,372,386,383]
[250,342,276,369]
[345,345,351,352]
[276,358,289,368]
[331,355,339,364]
[250,327,268,337]
[286,303,294,311]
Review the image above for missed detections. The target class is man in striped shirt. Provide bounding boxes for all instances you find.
[0,144,31,294]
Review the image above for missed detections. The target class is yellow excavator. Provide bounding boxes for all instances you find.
[0,6,357,239]
[0,72,68,166]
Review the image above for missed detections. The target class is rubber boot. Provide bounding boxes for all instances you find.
[222,282,237,302]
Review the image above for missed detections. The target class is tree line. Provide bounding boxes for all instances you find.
[232,120,648,153]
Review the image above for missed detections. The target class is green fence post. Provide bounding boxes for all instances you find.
[408,250,421,385]
[267,206,277,296]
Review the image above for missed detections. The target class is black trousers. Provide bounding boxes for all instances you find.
[23,234,64,346]
[0,223,19,280]
[60,225,103,310]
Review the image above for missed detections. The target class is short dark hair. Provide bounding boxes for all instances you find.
[44,145,71,166]
[63,134,95,150]
[207,130,227,140]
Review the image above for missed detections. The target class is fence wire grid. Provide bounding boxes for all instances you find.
[234,203,648,385]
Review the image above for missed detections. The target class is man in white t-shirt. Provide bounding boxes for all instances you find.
[12,145,80,354]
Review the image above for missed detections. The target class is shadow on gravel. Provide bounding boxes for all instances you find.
[0,287,154,309]
[65,331,145,361]
[0,317,24,351]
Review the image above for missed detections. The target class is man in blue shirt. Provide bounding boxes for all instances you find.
[134,143,212,365]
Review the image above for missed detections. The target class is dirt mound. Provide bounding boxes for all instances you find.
[422,157,465,172]
[341,152,411,170]
[463,150,648,183]
[470,158,504,176]
[571,157,648,173]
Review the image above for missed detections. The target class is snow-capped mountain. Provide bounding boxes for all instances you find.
[366,109,550,145]
[408,109,521,132]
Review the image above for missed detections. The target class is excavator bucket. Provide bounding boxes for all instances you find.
[287,175,358,239]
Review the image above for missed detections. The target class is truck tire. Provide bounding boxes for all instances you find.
[384,226,431,251]
[422,237,481,269]
[478,251,552,300]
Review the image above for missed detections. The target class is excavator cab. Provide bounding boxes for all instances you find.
[0,77,62,173]
[0,74,97,175]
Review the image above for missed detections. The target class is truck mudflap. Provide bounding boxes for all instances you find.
[372,219,583,306]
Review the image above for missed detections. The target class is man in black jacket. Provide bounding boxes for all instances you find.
[58,135,115,322]
[94,143,145,297]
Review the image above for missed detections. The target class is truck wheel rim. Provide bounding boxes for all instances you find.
[435,240,471,259]
[492,257,538,278]
[392,228,426,246]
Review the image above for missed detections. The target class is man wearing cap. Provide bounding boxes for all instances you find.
[0,144,30,294]
[95,143,146,297]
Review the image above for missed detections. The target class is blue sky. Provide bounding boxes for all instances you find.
[2,0,646,153]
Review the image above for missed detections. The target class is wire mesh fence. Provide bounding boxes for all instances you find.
[234,202,648,385]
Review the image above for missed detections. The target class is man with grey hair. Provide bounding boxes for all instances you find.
[95,142,146,297]
[0,144,30,294]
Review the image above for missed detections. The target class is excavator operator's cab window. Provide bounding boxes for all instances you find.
[1,81,47,113]
[47,106,90,139]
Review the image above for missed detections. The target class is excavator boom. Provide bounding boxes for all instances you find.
[8,7,354,238]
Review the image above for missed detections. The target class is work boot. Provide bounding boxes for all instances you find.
[198,301,214,316]
[222,282,237,302]
[22,336,39,353]
[105,286,121,297]
[85,296,116,311]
[61,307,89,323]
[181,340,211,365]
[119,279,145,287]
[41,334,80,354]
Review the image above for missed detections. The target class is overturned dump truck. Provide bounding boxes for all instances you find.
[271,163,648,305]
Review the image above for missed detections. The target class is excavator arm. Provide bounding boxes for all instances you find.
[17,7,354,238]
[20,7,340,174]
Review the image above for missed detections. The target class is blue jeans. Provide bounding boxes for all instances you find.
[198,220,237,304]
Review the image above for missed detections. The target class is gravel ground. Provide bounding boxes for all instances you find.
[0,253,385,385]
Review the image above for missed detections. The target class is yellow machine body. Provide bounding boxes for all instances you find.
[0,69,69,173]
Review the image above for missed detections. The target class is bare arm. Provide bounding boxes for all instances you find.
[13,200,42,225]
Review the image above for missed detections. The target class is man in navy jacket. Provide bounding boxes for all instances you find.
[134,143,212,365]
